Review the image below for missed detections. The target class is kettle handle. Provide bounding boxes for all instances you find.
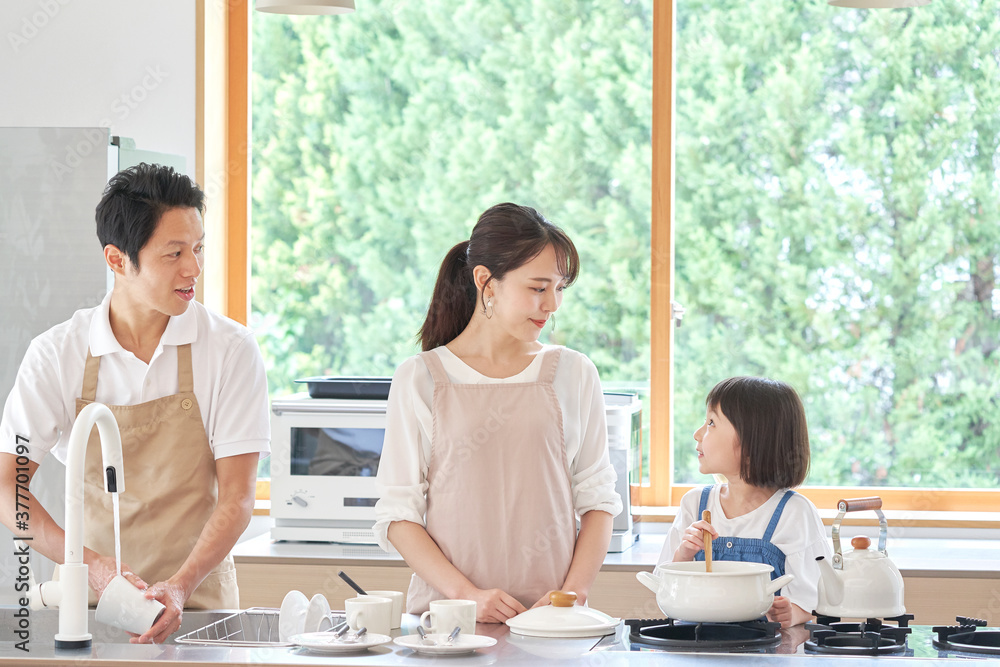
[831,497,888,569]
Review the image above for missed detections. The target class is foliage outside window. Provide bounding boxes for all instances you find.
[251,5,652,392]
[672,0,1000,488]
[250,1,999,493]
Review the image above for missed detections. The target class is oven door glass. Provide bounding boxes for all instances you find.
[290,426,384,493]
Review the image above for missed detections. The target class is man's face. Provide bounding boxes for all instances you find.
[121,207,204,318]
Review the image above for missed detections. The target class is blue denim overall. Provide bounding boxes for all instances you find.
[694,485,795,595]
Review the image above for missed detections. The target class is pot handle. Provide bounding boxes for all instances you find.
[765,573,795,596]
[838,497,882,512]
[636,570,662,594]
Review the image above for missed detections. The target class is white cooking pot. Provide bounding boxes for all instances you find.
[637,561,794,623]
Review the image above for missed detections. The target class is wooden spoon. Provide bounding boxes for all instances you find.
[702,509,713,572]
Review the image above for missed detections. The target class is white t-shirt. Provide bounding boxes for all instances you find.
[374,345,623,551]
[1,292,271,463]
[658,485,831,615]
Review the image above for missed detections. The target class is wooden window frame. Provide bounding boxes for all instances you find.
[208,0,997,516]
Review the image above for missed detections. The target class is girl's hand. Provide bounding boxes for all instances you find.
[465,587,527,623]
[672,519,718,562]
[767,595,793,627]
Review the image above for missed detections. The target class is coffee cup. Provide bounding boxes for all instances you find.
[364,590,404,629]
[419,599,476,635]
[95,575,166,636]
[344,595,392,635]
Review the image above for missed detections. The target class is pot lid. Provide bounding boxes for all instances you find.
[505,592,619,638]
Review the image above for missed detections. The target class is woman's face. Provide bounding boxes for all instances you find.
[488,243,567,343]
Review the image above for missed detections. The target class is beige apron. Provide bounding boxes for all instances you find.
[76,343,238,609]
[406,348,577,614]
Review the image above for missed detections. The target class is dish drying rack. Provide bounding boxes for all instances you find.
[174,607,346,647]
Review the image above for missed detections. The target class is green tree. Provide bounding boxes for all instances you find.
[673,0,1000,488]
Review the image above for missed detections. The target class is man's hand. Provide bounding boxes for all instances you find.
[131,579,189,644]
[88,554,147,598]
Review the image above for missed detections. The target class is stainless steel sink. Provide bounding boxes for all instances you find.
[0,605,234,645]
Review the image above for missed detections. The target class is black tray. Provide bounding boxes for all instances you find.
[295,376,392,400]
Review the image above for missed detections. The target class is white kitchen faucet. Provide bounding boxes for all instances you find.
[29,402,125,650]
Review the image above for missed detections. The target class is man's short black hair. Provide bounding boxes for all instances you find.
[95,163,205,269]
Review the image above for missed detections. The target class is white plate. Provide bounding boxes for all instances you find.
[304,593,332,633]
[290,631,393,653]
[394,633,498,655]
[279,590,309,642]
[506,620,619,638]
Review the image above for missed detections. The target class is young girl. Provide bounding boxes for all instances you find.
[657,376,830,628]
[374,203,622,623]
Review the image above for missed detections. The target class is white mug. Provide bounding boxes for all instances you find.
[95,575,166,636]
[364,590,404,629]
[344,595,392,635]
[420,599,476,635]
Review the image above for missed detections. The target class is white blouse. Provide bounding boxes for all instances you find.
[374,345,623,551]
[658,485,832,614]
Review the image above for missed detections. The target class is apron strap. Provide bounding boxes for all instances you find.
[420,350,450,385]
[538,347,562,385]
[698,484,713,515]
[177,344,194,393]
[80,349,101,402]
[762,490,796,542]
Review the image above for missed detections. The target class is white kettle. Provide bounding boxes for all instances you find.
[815,497,905,618]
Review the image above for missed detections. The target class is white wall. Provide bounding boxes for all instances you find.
[0,0,196,170]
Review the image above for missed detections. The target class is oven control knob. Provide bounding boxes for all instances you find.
[291,494,309,507]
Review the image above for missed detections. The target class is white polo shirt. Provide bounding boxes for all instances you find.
[1,292,270,464]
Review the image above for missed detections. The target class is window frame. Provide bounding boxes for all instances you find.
[207,0,997,515]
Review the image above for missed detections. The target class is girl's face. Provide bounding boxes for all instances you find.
[488,243,567,343]
[694,403,742,479]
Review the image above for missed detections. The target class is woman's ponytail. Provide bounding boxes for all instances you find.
[418,240,477,351]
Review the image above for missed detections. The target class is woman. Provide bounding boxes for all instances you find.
[374,203,622,623]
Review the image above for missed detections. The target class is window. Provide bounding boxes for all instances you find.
[229,0,997,512]
[672,1,1000,501]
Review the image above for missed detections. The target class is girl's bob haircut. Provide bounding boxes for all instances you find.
[707,376,810,489]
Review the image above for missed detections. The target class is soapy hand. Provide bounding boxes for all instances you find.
[131,579,187,644]
[672,518,719,562]
[87,554,147,598]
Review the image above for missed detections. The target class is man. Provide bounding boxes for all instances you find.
[0,164,269,643]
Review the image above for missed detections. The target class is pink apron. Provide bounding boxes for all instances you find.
[77,343,238,609]
[405,348,577,613]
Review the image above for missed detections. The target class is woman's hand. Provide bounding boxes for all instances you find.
[465,586,527,623]
[672,519,718,561]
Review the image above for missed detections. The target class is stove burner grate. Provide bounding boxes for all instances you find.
[805,613,913,656]
[933,616,1000,656]
[626,618,781,652]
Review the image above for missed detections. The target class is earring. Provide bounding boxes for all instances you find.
[485,298,494,320]
[551,313,556,331]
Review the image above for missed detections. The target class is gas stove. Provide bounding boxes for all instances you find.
[593,616,1000,660]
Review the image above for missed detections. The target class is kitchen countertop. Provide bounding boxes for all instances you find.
[3,613,995,666]
[233,533,1000,578]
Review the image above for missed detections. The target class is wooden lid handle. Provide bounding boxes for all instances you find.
[851,536,872,550]
[550,591,577,607]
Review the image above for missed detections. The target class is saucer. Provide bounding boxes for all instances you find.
[394,633,498,655]
[304,593,332,633]
[278,590,309,641]
[290,631,393,653]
